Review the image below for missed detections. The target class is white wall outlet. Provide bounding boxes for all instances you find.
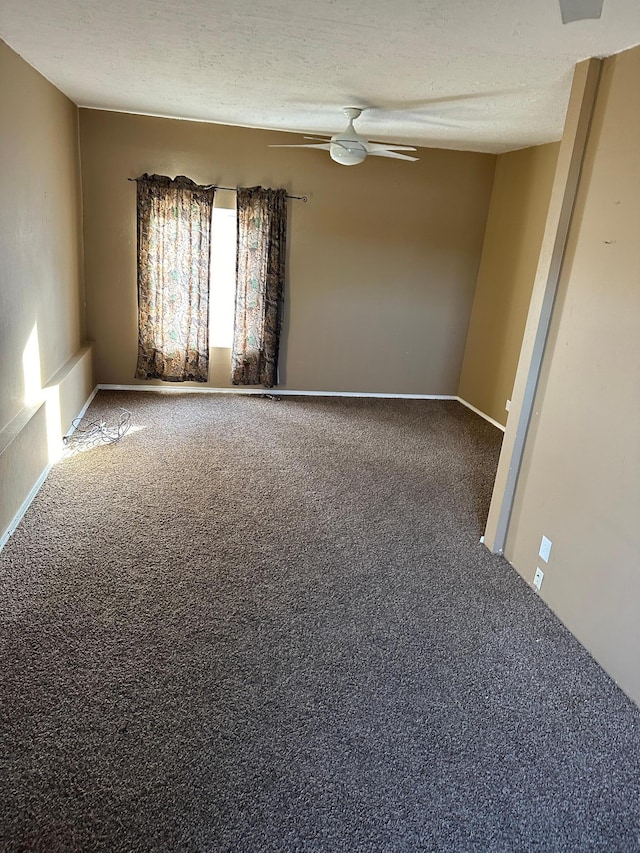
[533,567,544,591]
[505,399,511,412]
[539,535,552,563]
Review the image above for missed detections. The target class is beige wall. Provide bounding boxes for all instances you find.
[0,40,91,539]
[458,142,559,425]
[505,47,640,705]
[79,109,495,394]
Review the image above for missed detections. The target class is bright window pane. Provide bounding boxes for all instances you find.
[209,208,237,348]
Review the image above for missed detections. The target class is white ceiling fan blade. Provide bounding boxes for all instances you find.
[269,143,332,150]
[559,0,603,23]
[368,150,419,162]
[270,108,417,165]
[366,142,418,153]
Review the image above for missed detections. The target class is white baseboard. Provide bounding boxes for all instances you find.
[0,384,100,554]
[97,383,457,401]
[98,386,504,432]
[456,397,506,432]
[0,463,52,552]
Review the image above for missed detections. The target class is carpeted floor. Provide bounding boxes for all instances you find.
[1,391,639,852]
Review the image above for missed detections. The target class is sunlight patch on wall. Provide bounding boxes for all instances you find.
[43,385,62,463]
[21,322,63,463]
[22,325,42,406]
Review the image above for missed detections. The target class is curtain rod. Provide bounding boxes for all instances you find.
[128,177,307,202]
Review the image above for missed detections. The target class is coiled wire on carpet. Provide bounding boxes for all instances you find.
[63,408,131,450]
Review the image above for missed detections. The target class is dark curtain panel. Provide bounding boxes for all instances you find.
[231,186,287,388]
[135,174,214,382]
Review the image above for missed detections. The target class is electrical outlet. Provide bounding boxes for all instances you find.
[533,567,544,591]
[539,535,552,563]
[505,399,511,412]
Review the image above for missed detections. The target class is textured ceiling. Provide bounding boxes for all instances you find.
[1,0,640,153]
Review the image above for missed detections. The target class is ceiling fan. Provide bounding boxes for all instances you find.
[269,107,418,166]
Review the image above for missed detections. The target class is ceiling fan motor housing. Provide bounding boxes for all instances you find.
[330,108,367,165]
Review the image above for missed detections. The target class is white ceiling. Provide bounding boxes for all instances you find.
[1,0,640,154]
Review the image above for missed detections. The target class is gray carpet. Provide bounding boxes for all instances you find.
[1,391,639,852]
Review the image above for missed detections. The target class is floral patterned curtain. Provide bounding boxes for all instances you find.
[135,174,214,382]
[231,187,287,388]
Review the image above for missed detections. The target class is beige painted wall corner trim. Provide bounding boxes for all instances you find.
[456,397,506,432]
[44,344,93,390]
[0,403,45,456]
[483,57,602,554]
[97,384,457,400]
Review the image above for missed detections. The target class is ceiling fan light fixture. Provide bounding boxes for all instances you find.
[329,139,367,166]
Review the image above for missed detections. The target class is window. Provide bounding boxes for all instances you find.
[135,177,286,386]
[209,207,237,349]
